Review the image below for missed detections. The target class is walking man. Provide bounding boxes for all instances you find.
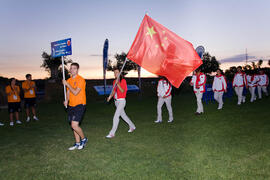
[62,62,88,150]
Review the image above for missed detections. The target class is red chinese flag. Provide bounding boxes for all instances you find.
[127,15,202,88]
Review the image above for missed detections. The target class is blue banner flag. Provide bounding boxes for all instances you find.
[103,39,109,70]
[103,39,109,95]
[51,38,72,57]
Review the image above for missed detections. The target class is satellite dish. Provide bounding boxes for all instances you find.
[195,46,205,59]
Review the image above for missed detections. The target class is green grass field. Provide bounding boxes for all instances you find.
[0,92,270,180]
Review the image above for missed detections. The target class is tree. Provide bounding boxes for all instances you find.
[268,60,270,66]
[199,52,220,74]
[41,52,72,79]
[107,52,139,75]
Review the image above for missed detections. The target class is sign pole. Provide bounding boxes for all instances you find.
[62,56,67,107]
[51,38,71,108]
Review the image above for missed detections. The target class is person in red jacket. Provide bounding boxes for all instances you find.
[106,69,136,138]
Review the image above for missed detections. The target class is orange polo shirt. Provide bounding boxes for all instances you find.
[5,85,21,103]
[67,75,86,107]
[22,80,36,98]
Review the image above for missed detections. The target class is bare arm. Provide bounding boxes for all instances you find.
[107,90,116,102]
[117,82,124,93]
[63,80,81,96]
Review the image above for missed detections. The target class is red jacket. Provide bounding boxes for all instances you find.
[113,79,127,99]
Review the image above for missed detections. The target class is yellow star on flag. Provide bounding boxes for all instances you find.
[146,26,157,39]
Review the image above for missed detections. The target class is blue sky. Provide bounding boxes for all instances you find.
[0,0,270,79]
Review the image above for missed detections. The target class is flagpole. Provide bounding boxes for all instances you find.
[61,56,67,108]
[108,57,128,99]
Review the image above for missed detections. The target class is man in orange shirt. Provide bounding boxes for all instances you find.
[5,78,22,126]
[22,74,39,122]
[62,63,88,151]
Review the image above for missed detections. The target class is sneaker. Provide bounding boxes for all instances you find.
[10,122,14,126]
[168,120,173,123]
[33,116,39,121]
[0,122,4,126]
[154,120,162,123]
[128,127,136,133]
[106,134,114,138]
[78,137,88,149]
[16,120,22,124]
[68,143,80,151]
[26,117,30,122]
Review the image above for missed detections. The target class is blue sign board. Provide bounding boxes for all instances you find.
[51,38,72,57]
[94,85,140,95]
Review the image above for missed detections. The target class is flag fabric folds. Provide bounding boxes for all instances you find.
[127,15,202,88]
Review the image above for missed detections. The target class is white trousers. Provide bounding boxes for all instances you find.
[109,99,135,136]
[234,87,245,104]
[257,86,268,99]
[195,92,203,113]
[214,91,224,109]
[157,96,173,121]
[248,87,256,102]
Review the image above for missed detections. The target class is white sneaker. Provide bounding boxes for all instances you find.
[26,117,30,122]
[237,102,241,105]
[242,98,246,103]
[0,122,4,126]
[33,116,39,121]
[16,120,22,124]
[10,122,14,126]
[154,120,162,123]
[68,143,80,151]
[128,127,136,133]
[106,134,114,138]
[168,119,173,123]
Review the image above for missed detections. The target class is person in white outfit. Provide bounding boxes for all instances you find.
[212,69,227,109]
[155,77,173,123]
[190,69,206,115]
[257,70,269,99]
[106,69,136,138]
[232,66,247,105]
[246,71,259,102]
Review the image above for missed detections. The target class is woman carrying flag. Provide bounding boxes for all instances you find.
[106,69,136,138]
